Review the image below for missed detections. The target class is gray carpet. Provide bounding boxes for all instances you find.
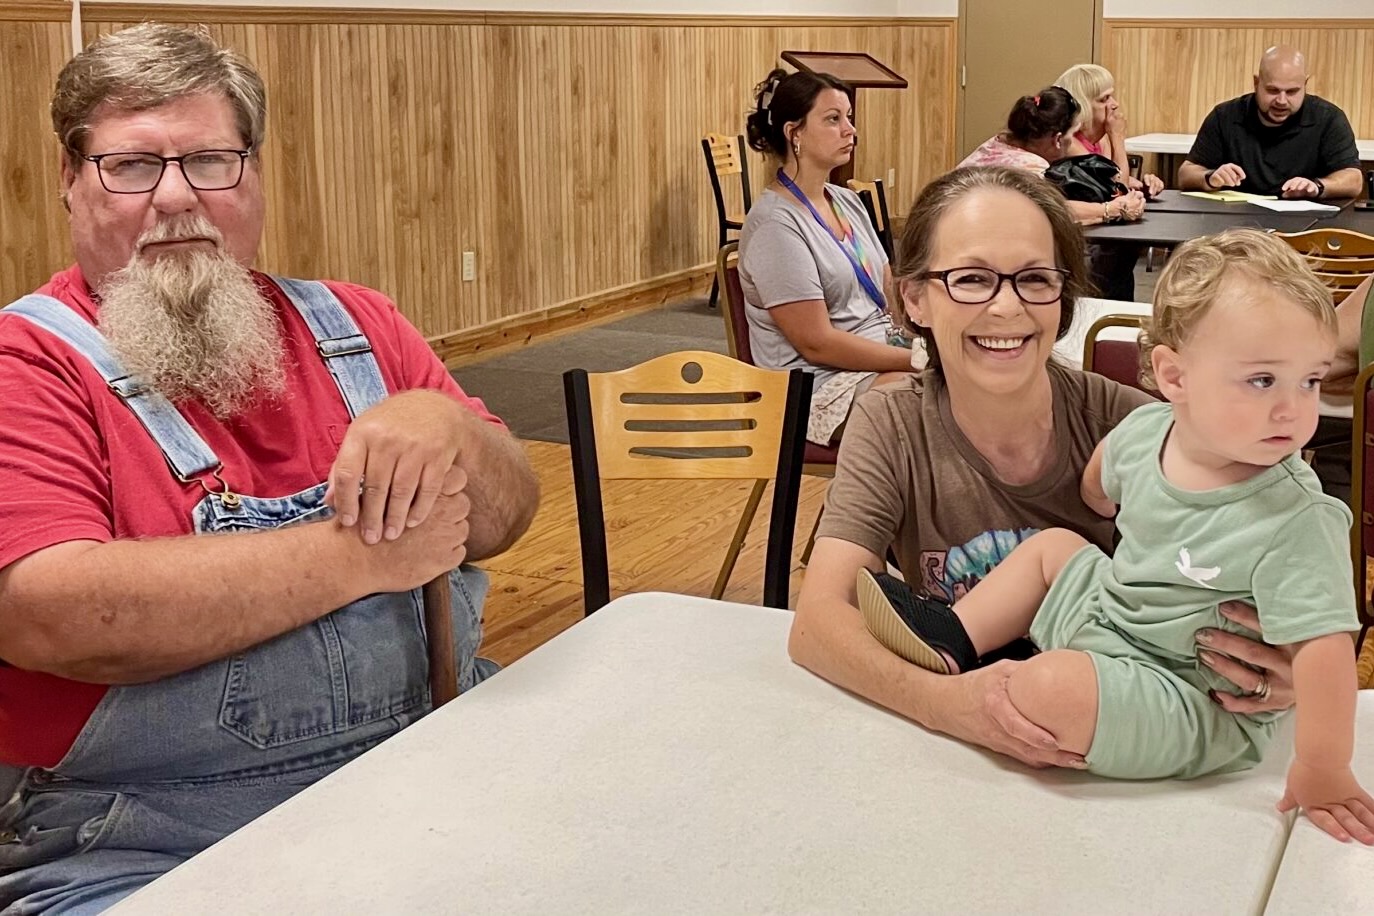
[451,295,729,443]
[454,263,1160,443]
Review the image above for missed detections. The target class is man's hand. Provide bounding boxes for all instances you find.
[1206,163,1246,189]
[361,463,473,593]
[1195,601,1295,714]
[1279,760,1374,844]
[1280,177,1322,199]
[326,390,468,544]
[939,660,1089,770]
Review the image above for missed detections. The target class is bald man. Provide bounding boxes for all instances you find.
[1178,46,1361,199]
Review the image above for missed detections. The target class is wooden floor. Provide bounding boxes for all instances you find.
[482,439,1374,689]
[478,439,829,667]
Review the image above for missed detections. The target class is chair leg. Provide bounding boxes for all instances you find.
[799,503,825,566]
[708,274,719,309]
[712,479,767,599]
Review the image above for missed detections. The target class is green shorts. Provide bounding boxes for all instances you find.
[1028,545,1276,780]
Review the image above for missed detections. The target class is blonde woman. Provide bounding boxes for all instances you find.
[1057,63,1164,198]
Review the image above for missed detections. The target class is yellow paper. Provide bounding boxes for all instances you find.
[1179,190,1278,202]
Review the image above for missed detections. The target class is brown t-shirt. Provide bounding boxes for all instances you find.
[818,363,1152,604]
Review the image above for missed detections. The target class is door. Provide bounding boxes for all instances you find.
[958,0,1100,160]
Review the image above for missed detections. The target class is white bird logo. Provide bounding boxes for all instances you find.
[1176,547,1220,589]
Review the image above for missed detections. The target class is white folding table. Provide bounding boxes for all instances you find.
[111,593,1371,915]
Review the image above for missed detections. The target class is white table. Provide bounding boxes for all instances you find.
[111,593,1365,914]
[1264,692,1374,915]
[1126,132,1374,161]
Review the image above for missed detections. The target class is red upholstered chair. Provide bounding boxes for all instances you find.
[718,242,838,564]
[1081,314,1159,398]
[1349,363,1374,652]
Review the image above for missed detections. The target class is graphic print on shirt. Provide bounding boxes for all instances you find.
[1175,546,1221,589]
[920,527,1040,603]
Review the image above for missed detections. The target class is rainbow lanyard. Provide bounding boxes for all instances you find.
[776,169,886,313]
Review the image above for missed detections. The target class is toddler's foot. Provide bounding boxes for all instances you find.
[856,569,978,674]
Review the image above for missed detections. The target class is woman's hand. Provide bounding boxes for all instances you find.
[1195,601,1296,714]
[1116,190,1146,222]
[1106,106,1128,139]
[1142,173,1164,198]
[939,660,1089,770]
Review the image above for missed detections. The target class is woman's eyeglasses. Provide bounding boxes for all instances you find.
[917,267,1068,305]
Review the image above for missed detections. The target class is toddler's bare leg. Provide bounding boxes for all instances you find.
[1005,649,1100,756]
[952,529,1088,657]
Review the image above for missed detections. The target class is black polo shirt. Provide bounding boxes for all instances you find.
[1185,93,1360,196]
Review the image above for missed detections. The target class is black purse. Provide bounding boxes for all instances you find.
[1043,153,1127,204]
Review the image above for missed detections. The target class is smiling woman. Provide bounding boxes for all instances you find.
[786,165,1302,771]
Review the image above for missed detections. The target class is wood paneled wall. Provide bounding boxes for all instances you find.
[1103,19,1374,138]
[0,3,957,354]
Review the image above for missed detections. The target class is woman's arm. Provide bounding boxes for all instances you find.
[790,537,1088,769]
[769,299,913,373]
[1065,197,1142,226]
[1100,130,1132,184]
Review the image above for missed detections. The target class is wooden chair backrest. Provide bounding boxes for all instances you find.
[717,242,753,365]
[1278,229,1374,305]
[563,351,810,612]
[1082,314,1160,398]
[704,133,744,176]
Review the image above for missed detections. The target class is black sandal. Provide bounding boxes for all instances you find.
[856,569,979,674]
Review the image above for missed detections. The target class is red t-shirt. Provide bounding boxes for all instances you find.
[0,266,502,768]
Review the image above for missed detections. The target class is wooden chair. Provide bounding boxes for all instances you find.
[702,133,753,308]
[1082,314,1160,398]
[1349,361,1374,652]
[845,177,894,259]
[1276,229,1374,305]
[563,350,811,614]
[717,241,839,564]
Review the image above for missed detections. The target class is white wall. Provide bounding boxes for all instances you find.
[1104,0,1371,16]
[79,0,960,15]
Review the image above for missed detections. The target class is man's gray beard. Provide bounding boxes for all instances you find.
[98,249,287,419]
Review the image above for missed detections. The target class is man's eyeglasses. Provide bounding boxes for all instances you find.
[917,267,1069,305]
[82,149,253,194]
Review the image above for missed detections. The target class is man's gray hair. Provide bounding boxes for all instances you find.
[51,23,267,165]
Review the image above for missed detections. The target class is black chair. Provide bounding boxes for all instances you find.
[846,177,894,260]
[564,350,811,614]
[702,134,753,308]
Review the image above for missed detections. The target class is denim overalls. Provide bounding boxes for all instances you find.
[0,278,493,914]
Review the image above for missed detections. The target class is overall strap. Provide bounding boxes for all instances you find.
[4,295,220,481]
[270,277,389,418]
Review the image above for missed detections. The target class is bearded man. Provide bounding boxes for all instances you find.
[0,23,538,912]
[1178,45,1362,199]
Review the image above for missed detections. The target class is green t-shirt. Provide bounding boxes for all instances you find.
[1100,401,1358,660]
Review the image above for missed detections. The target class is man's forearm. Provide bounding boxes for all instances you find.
[0,522,376,684]
[1320,167,1363,199]
[1177,161,1211,190]
[457,414,539,560]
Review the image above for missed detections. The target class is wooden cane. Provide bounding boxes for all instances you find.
[423,574,459,707]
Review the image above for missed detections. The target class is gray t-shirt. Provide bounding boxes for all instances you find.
[737,185,890,390]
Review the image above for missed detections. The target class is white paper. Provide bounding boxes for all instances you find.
[1248,199,1342,212]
